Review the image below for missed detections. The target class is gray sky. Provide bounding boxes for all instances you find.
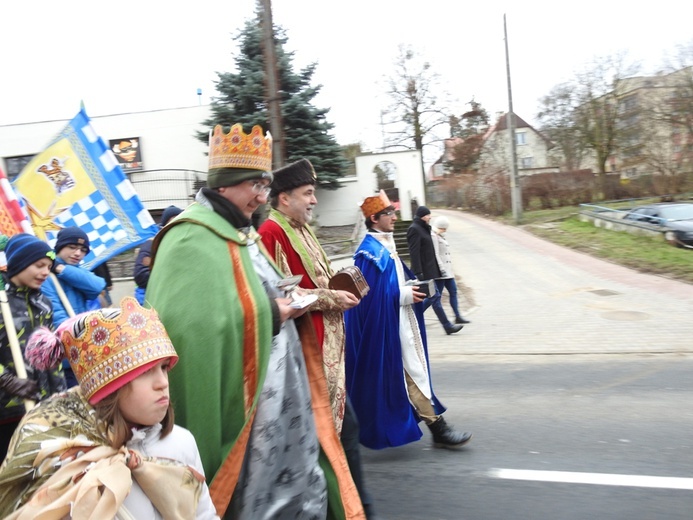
[2,0,692,166]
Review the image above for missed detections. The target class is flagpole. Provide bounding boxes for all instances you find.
[49,273,76,317]
[0,289,35,411]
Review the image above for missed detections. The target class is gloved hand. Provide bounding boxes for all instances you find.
[0,372,40,400]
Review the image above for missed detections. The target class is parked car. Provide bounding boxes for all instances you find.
[622,202,693,248]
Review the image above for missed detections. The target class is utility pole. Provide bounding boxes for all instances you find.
[504,13,522,224]
[259,0,285,168]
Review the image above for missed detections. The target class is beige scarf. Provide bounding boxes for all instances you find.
[6,443,204,520]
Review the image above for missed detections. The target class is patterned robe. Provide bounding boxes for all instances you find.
[259,209,347,433]
[0,388,207,519]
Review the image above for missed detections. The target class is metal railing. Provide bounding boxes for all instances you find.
[128,169,207,210]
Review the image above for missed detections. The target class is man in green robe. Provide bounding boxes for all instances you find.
[146,124,363,520]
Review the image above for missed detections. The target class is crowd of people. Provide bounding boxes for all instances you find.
[0,122,473,519]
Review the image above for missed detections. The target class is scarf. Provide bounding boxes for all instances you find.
[0,389,205,519]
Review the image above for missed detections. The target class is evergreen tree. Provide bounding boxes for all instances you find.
[197,18,346,189]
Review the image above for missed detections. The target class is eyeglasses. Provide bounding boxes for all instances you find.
[380,210,396,217]
[65,244,89,254]
[250,181,271,197]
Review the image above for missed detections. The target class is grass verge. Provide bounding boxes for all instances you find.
[512,210,693,284]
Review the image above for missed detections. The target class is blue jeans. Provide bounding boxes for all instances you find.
[436,278,463,320]
[422,283,454,329]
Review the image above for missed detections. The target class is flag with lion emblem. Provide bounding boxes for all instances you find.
[11,108,158,270]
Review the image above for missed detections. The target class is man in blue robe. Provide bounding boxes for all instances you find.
[345,190,472,450]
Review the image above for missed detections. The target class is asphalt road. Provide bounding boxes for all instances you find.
[359,210,693,520]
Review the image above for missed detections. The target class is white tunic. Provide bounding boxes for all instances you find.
[370,232,432,400]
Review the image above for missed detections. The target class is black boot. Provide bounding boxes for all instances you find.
[456,317,471,324]
[427,416,472,449]
[445,323,463,335]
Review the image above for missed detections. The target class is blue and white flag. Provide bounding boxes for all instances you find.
[11,108,157,269]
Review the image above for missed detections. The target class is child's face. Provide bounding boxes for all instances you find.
[119,359,172,427]
[57,244,88,265]
[12,258,53,289]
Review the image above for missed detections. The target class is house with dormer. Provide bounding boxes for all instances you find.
[427,113,560,207]
[429,113,556,181]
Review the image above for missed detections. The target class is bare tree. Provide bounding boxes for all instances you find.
[536,83,586,171]
[381,45,450,162]
[667,41,693,136]
[574,55,637,193]
[639,41,693,191]
[634,74,692,193]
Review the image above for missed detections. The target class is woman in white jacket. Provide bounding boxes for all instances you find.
[431,216,470,325]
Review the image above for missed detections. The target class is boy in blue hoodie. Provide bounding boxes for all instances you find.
[41,227,105,386]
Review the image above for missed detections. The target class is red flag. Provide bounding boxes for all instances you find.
[0,166,31,238]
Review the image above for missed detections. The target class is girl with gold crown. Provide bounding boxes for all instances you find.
[0,297,219,519]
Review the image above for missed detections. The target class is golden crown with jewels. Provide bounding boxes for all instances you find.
[208,124,273,171]
[60,297,178,403]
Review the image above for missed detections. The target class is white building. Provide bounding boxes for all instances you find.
[0,105,211,214]
[0,106,425,227]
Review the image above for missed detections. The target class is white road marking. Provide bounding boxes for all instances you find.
[490,469,693,490]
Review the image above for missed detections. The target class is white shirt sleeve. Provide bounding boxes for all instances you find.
[400,284,415,306]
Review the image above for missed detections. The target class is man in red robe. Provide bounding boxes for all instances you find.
[259,159,379,519]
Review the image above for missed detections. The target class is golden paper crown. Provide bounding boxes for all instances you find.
[360,190,393,217]
[208,124,272,171]
[60,297,178,404]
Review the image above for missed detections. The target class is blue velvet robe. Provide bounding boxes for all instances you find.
[345,233,444,449]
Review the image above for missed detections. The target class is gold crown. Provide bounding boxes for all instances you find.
[360,190,393,217]
[60,297,178,403]
[208,124,272,171]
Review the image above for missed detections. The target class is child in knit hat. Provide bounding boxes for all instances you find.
[0,233,66,461]
[0,297,218,519]
[41,226,106,387]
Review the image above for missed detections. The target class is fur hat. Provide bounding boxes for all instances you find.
[415,205,431,218]
[160,205,183,227]
[269,159,317,197]
[54,227,90,254]
[360,190,393,218]
[3,234,55,279]
[25,297,178,404]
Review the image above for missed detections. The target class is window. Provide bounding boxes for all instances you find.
[374,161,397,191]
[620,95,638,112]
[520,157,533,168]
[3,155,34,181]
[516,132,526,145]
